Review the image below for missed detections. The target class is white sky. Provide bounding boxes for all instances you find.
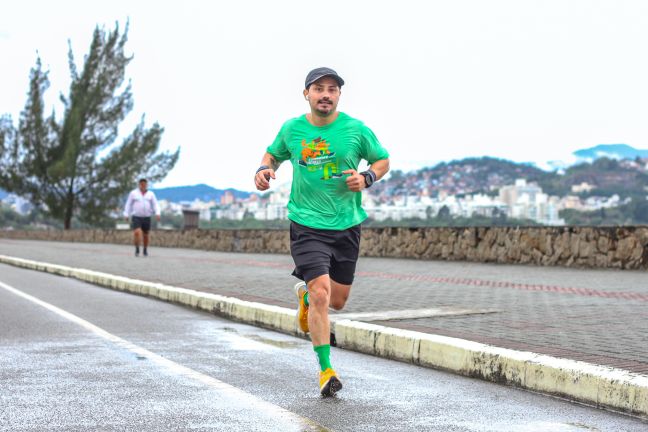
[1,0,647,191]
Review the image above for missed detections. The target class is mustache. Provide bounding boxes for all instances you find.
[317,99,332,104]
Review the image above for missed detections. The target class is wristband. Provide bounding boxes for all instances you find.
[256,165,270,175]
[360,169,377,188]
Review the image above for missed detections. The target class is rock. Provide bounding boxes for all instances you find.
[579,241,595,259]
[616,237,637,261]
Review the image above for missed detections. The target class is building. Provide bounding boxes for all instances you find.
[220,191,235,205]
[571,182,595,194]
[498,179,564,225]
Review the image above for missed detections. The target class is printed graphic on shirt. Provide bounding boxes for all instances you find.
[298,137,341,180]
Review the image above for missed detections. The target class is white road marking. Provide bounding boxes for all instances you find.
[330,307,497,322]
[0,280,328,432]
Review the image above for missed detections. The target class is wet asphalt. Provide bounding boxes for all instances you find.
[0,263,646,432]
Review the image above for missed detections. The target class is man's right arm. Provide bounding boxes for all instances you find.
[254,152,282,191]
[123,192,132,220]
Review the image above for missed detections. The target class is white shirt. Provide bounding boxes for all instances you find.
[124,189,160,218]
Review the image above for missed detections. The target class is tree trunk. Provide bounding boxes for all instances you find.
[63,195,74,230]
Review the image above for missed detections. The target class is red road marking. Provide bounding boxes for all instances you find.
[355,271,648,302]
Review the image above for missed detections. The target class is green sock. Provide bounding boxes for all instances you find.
[313,344,332,371]
[303,292,309,306]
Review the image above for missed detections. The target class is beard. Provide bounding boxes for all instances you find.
[314,100,335,116]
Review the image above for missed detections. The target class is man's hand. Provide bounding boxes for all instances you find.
[124,216,129,222]
[156,215,161,222]
[343,169,366,192]
[255,169,276,191]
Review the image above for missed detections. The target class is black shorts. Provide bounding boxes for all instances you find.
[131,216,152,233]
[289,221,361,285]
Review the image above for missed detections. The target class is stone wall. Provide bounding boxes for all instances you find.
[1,226,647,270]
[361,226,648,269]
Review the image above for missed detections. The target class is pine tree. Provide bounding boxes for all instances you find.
[0,23,178,229]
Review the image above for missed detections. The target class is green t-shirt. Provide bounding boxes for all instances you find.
[267,112,389,230]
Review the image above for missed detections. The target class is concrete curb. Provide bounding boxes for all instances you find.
[1,254,646,419]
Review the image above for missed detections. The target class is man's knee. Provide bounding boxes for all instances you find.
[329,295,348,311]
[330,281,351,310]
[307,278,330,308]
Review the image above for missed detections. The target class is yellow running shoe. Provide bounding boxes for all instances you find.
[294,281,309,333]
[319,368,343,397]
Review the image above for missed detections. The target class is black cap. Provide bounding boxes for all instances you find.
[305,67,345,89]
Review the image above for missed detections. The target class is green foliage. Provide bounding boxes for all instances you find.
[538,158,648,198]
[0,205,62,230]
[560,198,648,226]
[0,204,124,230]
[160,213,184,229]
[436,205,451,220]
[0,23,179,229]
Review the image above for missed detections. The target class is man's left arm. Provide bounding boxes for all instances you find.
[343,158,390,192]
[151,193,161,221]
[344,124,390,192]
[368,158,390,181]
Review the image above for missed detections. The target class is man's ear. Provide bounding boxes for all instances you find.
[303,89,309,100]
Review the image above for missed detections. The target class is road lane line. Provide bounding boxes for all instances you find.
[0,279,329,432]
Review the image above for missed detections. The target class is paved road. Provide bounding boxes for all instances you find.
[0,239,647,375]
[1,263,647,431]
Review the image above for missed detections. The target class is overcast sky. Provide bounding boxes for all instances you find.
[1,0,647,191]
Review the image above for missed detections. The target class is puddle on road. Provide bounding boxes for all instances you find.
[242,334,302,349]
[450,420,605,432]
[565,423,601,431]
[218,326,302,349]
[508,422,601,432]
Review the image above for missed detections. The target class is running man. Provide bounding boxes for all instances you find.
[254,67,390,396]
[123,178,161,257]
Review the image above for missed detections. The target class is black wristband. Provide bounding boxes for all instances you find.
[256,165,270,174]
[360,169,377,188]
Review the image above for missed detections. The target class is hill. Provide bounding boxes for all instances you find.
[152,184,252,203]
[372,157,552,198]
[538,158,648,198]
[573,144,648,161]
[371,156,648,200]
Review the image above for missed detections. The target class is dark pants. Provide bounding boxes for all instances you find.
[131,216,152,233]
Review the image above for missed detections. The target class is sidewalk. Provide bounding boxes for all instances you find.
[1,238,647,375]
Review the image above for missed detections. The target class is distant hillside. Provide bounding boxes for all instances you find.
[573,144,648,161]
[539,158,648,198]
[371,156,648,199]
[152,184,252,203]
[372,157,551,198]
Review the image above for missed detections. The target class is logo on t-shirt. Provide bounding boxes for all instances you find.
[298,137,341,180]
